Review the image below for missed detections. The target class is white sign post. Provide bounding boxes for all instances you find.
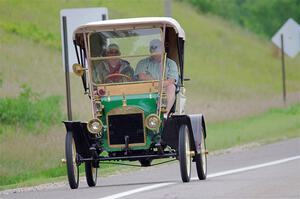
[60,8,108,120]
[271,18,300,104]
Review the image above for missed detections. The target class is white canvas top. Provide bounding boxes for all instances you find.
[73,17,185,40]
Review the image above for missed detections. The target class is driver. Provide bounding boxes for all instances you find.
[93,43,133,83]
[135,39,178,115]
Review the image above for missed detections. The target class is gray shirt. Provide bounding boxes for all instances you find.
[135,57,178,83]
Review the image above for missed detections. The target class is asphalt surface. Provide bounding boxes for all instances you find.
[1,138,300,199]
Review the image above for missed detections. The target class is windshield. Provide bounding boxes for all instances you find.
[89,28,163,85]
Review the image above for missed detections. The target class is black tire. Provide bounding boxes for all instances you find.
[195,131,207,180]
[178,124,192,182]
[85,161,98,187]
[65,131,79,189]
[139,158,152,167]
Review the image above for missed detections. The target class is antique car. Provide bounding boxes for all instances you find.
[63,17,208,189]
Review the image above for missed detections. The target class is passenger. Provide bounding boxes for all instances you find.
[93,43,133,83]
[135,39,178,115]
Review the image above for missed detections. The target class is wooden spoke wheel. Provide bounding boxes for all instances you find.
[178,124,192,182]
[195,131,207,180]
[85,161,98,187]
[65,131,79,189]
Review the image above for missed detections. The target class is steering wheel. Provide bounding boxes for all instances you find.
[104,73,131,83]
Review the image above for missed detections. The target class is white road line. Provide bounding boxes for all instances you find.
[197,155,300,180]
[99,155,300,199]
[98,182,175,199]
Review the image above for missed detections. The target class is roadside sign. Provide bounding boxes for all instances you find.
[60,8,107,120]
[271,18,300,58]
[60,8,108,72]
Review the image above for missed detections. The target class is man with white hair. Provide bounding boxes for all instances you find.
[135,39,178,115]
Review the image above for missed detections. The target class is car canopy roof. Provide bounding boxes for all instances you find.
[73,17,185,41]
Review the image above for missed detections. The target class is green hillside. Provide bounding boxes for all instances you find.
[0,0,299,121]
[0,0,299,189]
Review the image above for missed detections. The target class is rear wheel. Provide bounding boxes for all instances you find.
[178,124,192,182]
[85,161,98,187]
[139,158,152,167]
[65,131,79,189]
[195,131,207,180]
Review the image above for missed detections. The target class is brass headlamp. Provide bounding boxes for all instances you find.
[87,118,103,134]
[145,114,161,130]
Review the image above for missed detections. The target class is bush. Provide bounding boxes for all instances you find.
[0,85,62,129]
[0,22,60,50]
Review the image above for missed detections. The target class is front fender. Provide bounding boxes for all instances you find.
[188,114,206,154]
[63,121,92,158]
[162,114,207,154]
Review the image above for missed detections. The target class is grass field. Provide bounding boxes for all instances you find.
[207,102,300,151]
[0,0,299,190]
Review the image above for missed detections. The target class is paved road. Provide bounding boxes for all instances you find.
[1,138,300,199]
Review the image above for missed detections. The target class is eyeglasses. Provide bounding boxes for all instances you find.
[150,46,158,51]
[150,45,162,53]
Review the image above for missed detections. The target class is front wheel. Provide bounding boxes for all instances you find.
[85,161,98,187]
[195,131,207,180]
[178,124,192,182]
[65,131,79,189]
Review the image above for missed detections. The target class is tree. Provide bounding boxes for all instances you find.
[185,0,300,37]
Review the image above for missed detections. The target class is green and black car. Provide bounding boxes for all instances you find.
[63,17,208,189]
